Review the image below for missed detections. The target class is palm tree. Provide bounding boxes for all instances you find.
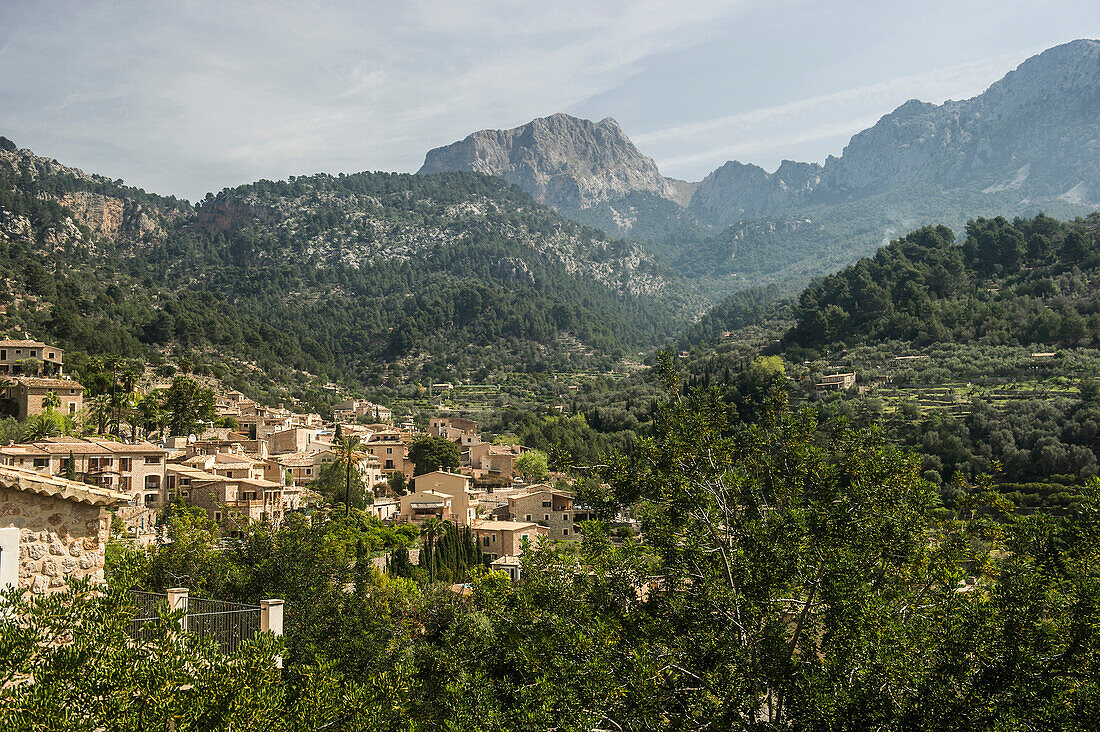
[24,412,61,440]
[88,394,112,435]
[421,516,441,582]
[333,435,366,518]
[42,390,61,411]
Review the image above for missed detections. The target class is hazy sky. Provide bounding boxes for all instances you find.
[2,0,1099,201]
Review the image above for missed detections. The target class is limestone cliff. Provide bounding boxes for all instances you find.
[419,113,679,210]
[691,39,1100,226]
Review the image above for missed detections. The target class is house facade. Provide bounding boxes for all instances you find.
[471,519,547,561]
[8,377,83,419]
[408,471,476,526]
[495,486,577,539]
[0,466,127,594]
[0,339,64,375]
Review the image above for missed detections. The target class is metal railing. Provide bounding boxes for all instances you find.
[127,588,282,657]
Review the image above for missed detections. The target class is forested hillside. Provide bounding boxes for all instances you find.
[785,213,1100,351]
[0,140,696,392]
[522,213,1100,512]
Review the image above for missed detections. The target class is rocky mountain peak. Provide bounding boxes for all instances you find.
[418,113,678,210]
[689,39,1100,224]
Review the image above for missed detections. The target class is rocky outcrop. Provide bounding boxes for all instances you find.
[58,191,165,243]
[419,113,679,210]
[691,39,1100,224]
[690,160,824,227]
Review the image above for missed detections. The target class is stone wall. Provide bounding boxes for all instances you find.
[0,485,110,594]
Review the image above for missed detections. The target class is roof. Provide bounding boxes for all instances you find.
[272,452,316,467]
[416,490,452,499]
[472,520,541,532]
[12,377,84,390]
[23,438,165,456]
[0,339,48,348]
[417,470,469,480]
[0,465,128,507]
[509,487,573,501]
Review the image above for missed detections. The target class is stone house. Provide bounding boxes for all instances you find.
[0,437,167,507]
[165,463,300,531]
[0,339,64,376]
[397,489,456,524]
[270,452,319,487]
[816,372,856,391]
[364,434,413,478]
[0,437,168,546]
[471,519,547,562]
[0,466,127,595]
[468,442,523,478]
[408,471,476,526]
[430,417,481,448]
[8,377,83,419]
[268,427,325,455]
[333,399,392,423]
[493,486,577,539]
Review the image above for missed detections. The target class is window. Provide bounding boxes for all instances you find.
[48,352,55,359]
[305,468,312,475]
[563,529,569,536]
[119,458,132,472]
[482,536,490,547]
[0,350,5,360]
[68,403,76,415]
[385,460,394,470]
[541,501,551,508]
[215,511,222,522]
[144,456,161,465]
[30,350,36,357]
[521,534,529,542]
[543,514,549,521]
[562,515,569,521]
[386,447,393,454]
[524,514,531,521]
[32,458,46,469]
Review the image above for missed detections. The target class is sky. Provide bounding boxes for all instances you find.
[2,0,1099,201]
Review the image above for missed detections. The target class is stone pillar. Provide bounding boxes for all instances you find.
[167,587,189,632]
[261,599,284,668]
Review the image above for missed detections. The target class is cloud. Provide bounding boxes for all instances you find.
[0,0,746,199]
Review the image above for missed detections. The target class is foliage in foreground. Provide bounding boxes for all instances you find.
[5,379,1100,730]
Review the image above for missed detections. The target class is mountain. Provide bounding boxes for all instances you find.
[419,41,1100,297]
[418,113,686,212]
[690,39,1100,226]
[0,139,697,401]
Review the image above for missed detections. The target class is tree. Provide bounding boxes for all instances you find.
[87,394,112,435]
[333,435,367,518]
[514,450,549,482]
[23,411,63,440]
[387,470,408,496]
[162,375,216,437]
[421,516,442,581]
[408,435,460,475]
[594,365,963,728]
[41,390,61,411]
[17,357,42,376]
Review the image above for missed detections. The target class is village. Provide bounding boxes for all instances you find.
[0,338,598,596]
